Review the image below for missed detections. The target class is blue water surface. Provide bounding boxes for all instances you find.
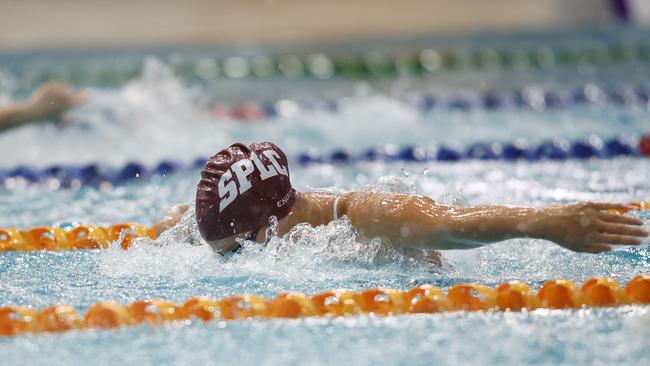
[1,30,650,366]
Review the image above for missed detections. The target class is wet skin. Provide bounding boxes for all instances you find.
[155,192,648,259]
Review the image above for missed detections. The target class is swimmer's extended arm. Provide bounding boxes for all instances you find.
[0,82,85,131]
[339,192,648,253]
[0,101,36,130]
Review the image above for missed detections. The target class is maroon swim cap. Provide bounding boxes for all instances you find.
[195,142,296,241]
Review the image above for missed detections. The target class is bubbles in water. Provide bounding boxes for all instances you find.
[97,204,219,281]
[360,173,422,194]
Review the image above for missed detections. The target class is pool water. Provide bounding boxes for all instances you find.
[1,32,650,365]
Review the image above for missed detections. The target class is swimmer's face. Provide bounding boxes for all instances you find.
[206,230,254,254]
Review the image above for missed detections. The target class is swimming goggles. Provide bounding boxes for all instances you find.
[218,227,260,257]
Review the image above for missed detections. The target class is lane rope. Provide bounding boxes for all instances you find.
[0,224,155,252]
[10,42,650,86]
[1,276,649,336]
[1,135,648,189]
[214,83,650,121]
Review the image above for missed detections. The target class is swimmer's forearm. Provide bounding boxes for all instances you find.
[423,206,544,249]
[342,192,545,250]
[381,201,647,253]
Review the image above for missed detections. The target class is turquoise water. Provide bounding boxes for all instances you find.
[1,35,650,365]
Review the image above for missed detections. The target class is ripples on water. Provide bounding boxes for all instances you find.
[0,55,649,365]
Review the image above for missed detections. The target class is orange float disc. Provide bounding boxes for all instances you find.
[107,224,154,249]
[537,280,583,309]
[447,284,497,311]
[179,297,219,321]
[310,290,360,316]
[0,307,38,336]
[84,302,132,329]
[404,285,448,313]
[0,229,26,251]
[267,292,318,318]
[496,281,540,311]
[354,288,406,316]
[625,275,650,304]
[67,226,109,249]
[581,278,628,307]
[37,305,83,332]
[128,300,179,324]
[21,227,69,251]
[218,295,269,320]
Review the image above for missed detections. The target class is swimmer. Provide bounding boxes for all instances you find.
[0,81,267,130]
[154,142,649,258]
[0,82,85,131]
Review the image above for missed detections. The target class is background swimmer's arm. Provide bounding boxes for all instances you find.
[0,101,34,131]
[0,82,85,131]
[340,192,648,253]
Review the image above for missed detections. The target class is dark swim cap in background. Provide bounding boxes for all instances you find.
[195,142,296,241]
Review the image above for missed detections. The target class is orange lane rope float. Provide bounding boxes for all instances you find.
[1,275,649,337]
[607,201,650,214]
[0,224,156,252]
[0,200,647,253]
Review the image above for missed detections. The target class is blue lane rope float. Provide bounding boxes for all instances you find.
[1,135,648,189]
[209,83,650,121]
[12,42,650,86]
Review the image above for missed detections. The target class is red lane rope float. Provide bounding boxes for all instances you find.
[0,224,156,252]
[0,200,647,253]
[1,276,649,337]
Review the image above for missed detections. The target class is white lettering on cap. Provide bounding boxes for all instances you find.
[231,159,255,194]
[263,150,288,176]
[217,148,289,213]
[251,152,278,180]
[218,170,237,212]
[277,188,293,208]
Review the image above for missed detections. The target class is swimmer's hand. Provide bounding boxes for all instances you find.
[536,202,648,253]
[152,203,191,236]
[24,82,86,122]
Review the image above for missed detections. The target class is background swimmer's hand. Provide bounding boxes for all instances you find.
[537,202,648,253]
[24,82,86,122]
[152,203,191,236]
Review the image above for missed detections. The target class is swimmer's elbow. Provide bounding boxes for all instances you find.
[435,237,485,250]
[403,233,485,250]
[406,214,489,250]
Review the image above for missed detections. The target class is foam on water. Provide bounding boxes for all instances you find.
[92,176,449,298]
[2,48,650,365]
